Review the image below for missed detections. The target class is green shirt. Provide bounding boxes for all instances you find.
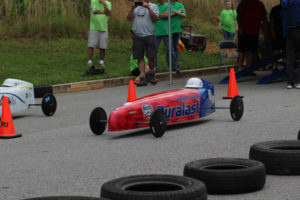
[130,55,148,72]
[171,2,186,34]
[219,9,237,33]
[90,0,111,31]
[155,3,169,36]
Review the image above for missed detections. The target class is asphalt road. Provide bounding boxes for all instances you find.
[0,73,299,200]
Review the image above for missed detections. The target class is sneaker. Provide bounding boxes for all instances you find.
[295,83,300,89]
[136,77,147,87]
[87,60,93,67]
[287,83,294,89]
[134,77,140,84]
[150,71,157,85]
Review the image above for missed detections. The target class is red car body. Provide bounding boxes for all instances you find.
[108,80,215,132]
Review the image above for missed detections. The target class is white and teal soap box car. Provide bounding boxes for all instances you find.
[0,79,57,116]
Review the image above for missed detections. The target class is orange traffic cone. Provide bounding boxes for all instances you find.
[0,96,22,139]
[223,68,242,99]
[127,80,137,102]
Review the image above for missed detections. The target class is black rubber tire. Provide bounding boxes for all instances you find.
[100,174,207,200]
[249,140,300,175]
[34,86,53,98]
[297,129,300,140]
[150,109,167,138]
[41,93,57,116]
[89,107,107,135]
[230,95,244,121]
[23,196,99,200]
[184,158,266,194]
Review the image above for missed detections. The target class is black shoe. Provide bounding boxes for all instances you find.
[137,77,147,87]
[150,72,157,85]
[82,66,104,77]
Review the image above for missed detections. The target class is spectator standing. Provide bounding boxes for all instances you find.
[236,0,268,71]
[218,1,238,41]
[281,0,300,89]
[127,0,159,86]
[155,0,176,72]
[87,0,111,69]
[171,0,186,74]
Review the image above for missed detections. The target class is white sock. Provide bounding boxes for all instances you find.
[100,60,104,65]
[88,60,92,65]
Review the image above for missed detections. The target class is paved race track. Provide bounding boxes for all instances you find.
[0,73,299,200]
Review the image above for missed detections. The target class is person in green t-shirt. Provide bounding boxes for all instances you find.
[171,0,186,74]
[218,1,238,40]
[87,0,111,69]
[155,0,176,72]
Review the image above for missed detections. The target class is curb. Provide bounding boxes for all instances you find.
[52,65,230,94]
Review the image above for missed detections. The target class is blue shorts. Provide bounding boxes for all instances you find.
[222,30,235,40]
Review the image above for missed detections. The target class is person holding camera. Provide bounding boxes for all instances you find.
[127,0,159,86]
[87,0,111,69]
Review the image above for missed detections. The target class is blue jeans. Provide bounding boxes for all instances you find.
[155,35,177,70]
[172,33,181,70]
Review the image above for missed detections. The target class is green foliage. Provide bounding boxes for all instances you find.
[0,0,277,41]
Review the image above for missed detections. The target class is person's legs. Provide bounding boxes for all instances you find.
[246,52,254,67]
[237,52,245,71]
[88,30,99,66]
[138,59,146,75]
[294,29,300,87]
[286,30,297,87]
[154,36,162,69]
[172,33,180,72]
[99,49,106,66]
[133,34,147,86]
[88,47,94,64]
[99,31,108,67]
[237,34,246,71]
[145,35,157,84]
[161,35,176,71]
[248,35,259,68]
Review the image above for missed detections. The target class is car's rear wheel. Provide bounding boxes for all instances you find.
[230,95,244,121]
[89,107,107,135]
[150,109,167,138]
[41,93,57,116]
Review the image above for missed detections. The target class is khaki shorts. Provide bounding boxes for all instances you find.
[88,30,108,49]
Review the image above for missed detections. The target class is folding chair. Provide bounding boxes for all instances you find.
[218,40,238,72]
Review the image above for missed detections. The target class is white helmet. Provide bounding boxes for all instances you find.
[2,79,30,87]
[185,78,203,88]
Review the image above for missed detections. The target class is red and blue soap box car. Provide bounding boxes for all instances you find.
[89,78,243,138]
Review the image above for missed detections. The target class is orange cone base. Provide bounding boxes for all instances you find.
[223,95,244,99]
[0,134,22,139]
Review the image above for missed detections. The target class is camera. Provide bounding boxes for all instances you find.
[135,2,143,6]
